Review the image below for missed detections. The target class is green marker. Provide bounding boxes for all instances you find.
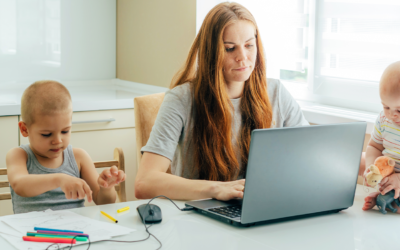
[27,233,87,241]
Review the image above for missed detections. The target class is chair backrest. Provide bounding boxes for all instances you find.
[134,93,165,167]
[0,147,126,202]
[0,168,10,200]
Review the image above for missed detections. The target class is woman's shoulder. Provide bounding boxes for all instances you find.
[266,78,284,102]
[168,82,192,95]
[166,82,193,106]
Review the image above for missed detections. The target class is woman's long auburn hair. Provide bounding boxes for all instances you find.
[171,2,273,181]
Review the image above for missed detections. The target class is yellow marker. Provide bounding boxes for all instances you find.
[101,211,118,223]
[117,206,130,213]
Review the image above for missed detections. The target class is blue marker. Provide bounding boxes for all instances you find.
[33,227,84,234]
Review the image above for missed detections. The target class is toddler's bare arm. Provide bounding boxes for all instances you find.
[6,147,92,201]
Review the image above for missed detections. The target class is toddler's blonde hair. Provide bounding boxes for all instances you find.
[21,80,72,126]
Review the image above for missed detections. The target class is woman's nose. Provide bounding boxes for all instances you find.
[235,48,246,62]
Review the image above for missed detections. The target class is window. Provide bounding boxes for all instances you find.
[197,0,400,113]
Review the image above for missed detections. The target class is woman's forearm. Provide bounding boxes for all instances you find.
[135,171,215,200]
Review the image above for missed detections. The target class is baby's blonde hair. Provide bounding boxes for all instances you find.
[21,80,72,126]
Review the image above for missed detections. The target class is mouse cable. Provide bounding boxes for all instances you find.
[44,195,194,250]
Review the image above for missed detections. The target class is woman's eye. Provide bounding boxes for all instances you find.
[246,44,254,48]
[61,130,70,134]
[225,47,234,52]
[41,133,51,137]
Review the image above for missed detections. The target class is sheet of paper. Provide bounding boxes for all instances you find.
[0,209,135,250]
[0,219,58,250]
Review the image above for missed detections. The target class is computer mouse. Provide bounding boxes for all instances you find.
[137,204,162,224]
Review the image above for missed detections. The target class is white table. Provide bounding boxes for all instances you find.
[1,185,399,250]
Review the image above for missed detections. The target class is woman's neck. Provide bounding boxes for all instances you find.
[225,81,245,99]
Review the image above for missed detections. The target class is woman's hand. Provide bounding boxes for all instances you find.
[98,165,126,189]
[211,179,245,201]
[379,173,400,198]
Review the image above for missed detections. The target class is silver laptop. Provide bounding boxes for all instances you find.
[185,122,366,227]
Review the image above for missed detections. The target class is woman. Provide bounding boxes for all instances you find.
[135,2,309,201]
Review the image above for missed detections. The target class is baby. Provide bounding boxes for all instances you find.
[363,61,400,212]
[6,80,126,214]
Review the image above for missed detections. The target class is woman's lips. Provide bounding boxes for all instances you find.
[233,66,248,71]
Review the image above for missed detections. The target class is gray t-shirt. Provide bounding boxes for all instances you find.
[141,78,309,179]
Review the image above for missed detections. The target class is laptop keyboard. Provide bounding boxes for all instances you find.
[209,205,242,218]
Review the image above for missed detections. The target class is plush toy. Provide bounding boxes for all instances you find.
[365,156,395,187]
[365,156,398,214]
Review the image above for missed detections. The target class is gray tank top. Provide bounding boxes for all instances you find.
[10,144,85,214]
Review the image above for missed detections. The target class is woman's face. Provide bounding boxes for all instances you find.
[222,20,257,85]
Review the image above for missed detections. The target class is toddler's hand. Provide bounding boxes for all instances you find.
[379,173,400,198]
[59,174,93,202]
[98,165,126,189]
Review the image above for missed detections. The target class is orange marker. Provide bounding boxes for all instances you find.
[23,236,76,244]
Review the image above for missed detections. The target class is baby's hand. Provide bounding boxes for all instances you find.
[98,165,126,189]
[379,173,400,198]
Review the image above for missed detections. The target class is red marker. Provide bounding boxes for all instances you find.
[23,236,76,244]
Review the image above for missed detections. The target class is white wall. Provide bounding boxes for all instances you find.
[0,0,116,86]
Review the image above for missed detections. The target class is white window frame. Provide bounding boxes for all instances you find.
[282,0,382,115]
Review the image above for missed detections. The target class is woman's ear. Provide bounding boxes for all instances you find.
[18,121,29,137]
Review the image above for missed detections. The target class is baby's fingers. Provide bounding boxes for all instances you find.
[380,177,388,185]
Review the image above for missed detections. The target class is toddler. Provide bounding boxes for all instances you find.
[363,61,400,212]
[6,80,126,214]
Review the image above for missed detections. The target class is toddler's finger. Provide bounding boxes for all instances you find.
[120,174,126,182]
[110,165,119,175]
[98,178,108,188]
[102,168,112,178]
[380,177,388,185]
[77,187,85,200]
[71,191,78,200]
[116,171,125,182]
[83,183,93,203]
